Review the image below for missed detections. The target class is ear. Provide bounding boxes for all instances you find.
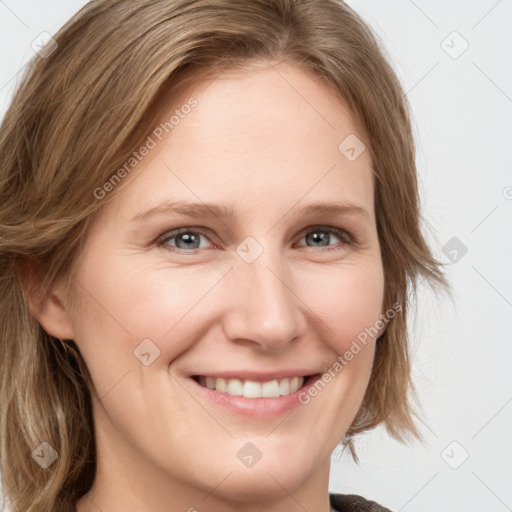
[19,260,76,341]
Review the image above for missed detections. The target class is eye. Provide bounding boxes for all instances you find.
[294,226,353,251]
[157,228,213,252]
[156,225,354,253]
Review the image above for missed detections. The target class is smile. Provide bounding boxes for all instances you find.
[194,375,308,398]
[188,373,322,417]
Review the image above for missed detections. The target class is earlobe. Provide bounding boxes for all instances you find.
[32,289,76,341]
[19,261,76,341]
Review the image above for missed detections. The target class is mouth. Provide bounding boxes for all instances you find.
[191,374,320,399]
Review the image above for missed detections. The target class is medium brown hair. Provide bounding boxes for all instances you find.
[0,0,449,510]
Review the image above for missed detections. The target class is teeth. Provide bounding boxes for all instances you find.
[243,380,261,398]
[261,380,280,397]
[197,376,306,397]
[226,378,243,396]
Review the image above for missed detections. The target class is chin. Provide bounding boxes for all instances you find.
[205,468,307,503]
[188,449,319,503]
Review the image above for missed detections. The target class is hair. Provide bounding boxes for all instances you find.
[0,0,450,510]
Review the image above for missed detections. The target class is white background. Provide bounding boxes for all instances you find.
[1,1,511,511]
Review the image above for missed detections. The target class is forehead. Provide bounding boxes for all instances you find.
[102,61,374,223]
[163,60,367,146]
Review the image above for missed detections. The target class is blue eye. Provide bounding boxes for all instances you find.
[157,226,353,253]
[295,226,352,250]
[158,228,211,252]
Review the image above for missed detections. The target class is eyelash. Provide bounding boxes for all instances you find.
[156,225,355,254]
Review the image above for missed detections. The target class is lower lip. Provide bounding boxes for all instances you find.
[188,375,321,418]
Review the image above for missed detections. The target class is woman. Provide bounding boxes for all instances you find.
[0,1,449,511]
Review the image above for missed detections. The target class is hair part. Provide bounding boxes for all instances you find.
[0,0,450,510]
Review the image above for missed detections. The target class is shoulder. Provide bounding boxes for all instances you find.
[330,493,393,512]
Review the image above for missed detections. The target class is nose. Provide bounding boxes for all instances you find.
[221,249,305,352]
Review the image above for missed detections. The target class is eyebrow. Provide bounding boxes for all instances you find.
[130,200,370,222]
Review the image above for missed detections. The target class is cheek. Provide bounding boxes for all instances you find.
[69,249,225,372]
[298,258,385,354]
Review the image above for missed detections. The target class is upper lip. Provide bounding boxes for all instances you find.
[189,370,320,382]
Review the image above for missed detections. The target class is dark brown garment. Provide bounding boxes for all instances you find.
[330,493,393,512]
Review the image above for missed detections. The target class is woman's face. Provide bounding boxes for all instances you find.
[68,61,385,509]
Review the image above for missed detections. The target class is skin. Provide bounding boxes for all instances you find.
[32,60,385,512]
